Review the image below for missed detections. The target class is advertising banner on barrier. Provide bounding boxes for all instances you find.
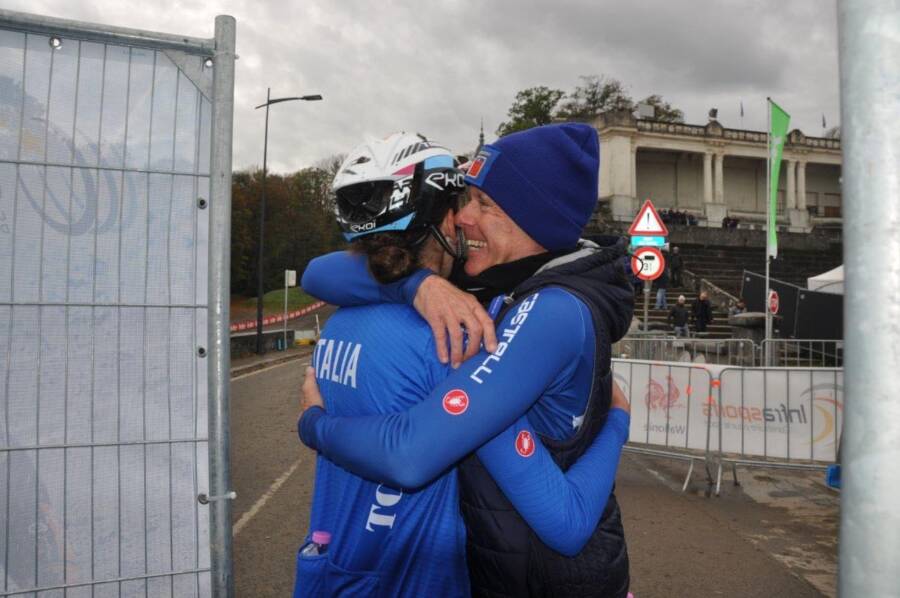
[613,360,720,452]
[715,368,843,462]
[613,359,843,463]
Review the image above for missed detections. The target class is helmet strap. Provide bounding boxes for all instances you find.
[428,224,468,262]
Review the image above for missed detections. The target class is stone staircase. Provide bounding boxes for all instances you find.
[630,244,841,339]
[673,245,843,297]
[633,286,733,339]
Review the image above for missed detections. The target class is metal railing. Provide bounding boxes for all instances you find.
[760,339,843,368]
[0,10,235,598]
[614,337,847,368]
[614,337,757,366]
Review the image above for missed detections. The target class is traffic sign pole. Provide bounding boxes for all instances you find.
[643,280,651,332]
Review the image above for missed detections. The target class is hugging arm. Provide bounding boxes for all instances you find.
[301,251,430,306]
[474,408,629,556]
[299,290,581,488]
[302,250,496,365]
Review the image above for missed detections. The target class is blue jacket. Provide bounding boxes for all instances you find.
[296,249,630,596]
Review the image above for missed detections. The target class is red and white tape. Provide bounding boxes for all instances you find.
[230,301,326,333]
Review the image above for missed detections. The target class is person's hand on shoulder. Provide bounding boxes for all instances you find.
[413,275,498,368]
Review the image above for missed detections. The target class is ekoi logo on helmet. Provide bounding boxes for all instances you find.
[515,430,535,458]
[442,389,469,415]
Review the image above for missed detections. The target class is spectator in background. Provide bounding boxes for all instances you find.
[669,295,690,337]
[692,290,713,333]
[654,262,669,310]
[669,246,684,287]
[729,299,747,317]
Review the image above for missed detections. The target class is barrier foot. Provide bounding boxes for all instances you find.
[703,459,714,498]
[715,461,723,497]
[731,463,740,487]
[681,459,695,493]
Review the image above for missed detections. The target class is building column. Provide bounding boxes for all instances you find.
[797,161,807,209]
[714,153,724,203]
[786,159,797,209]
[705,151,727,226]
[630,146,637,198]
[703,152,713,204]
[788,160,811,231]
[603,133,637,221]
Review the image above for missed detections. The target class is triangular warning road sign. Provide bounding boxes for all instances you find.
[628,200,669,236]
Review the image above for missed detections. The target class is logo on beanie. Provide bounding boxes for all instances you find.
[442,389,469,415]
[464,148,499,186]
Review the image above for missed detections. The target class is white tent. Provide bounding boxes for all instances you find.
[808,265,844,294]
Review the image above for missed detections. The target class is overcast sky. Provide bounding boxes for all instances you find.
[8,0,840,174]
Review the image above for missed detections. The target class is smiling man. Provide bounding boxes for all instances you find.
[300,123,635,597]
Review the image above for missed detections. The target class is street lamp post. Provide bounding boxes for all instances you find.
[255,88,322,354]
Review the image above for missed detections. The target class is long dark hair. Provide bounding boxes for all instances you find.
[352,230,430,283]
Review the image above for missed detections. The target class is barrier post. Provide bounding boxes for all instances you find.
[837,2,900,595]
[208,14,237,598]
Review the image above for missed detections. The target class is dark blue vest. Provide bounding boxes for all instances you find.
[458,238,634,598]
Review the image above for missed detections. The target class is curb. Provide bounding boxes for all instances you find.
[230,349,311,379]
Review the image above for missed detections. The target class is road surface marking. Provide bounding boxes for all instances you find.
[233,455,304,536]
[231,358,309,382]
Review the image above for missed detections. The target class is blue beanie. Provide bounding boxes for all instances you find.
[464,123,599,251]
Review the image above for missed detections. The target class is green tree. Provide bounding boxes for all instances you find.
[496,86,565,137]
[637,94,685,123]
[556,75,635,120]
[230,160,345,298]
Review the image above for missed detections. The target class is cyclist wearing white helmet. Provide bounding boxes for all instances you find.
[294,131,630,597]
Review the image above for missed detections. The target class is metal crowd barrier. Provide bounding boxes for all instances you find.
[614,337,758,366]
[615,359,843,498]
[0,10,235,598]
[710,367,842,496]
[613,360,716,493]
[760,339,844,368]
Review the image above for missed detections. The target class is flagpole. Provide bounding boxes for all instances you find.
[765,98,772,366]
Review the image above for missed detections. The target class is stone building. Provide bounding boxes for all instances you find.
[594,110,842,232]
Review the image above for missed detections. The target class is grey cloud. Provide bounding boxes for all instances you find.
[4,0,841,173]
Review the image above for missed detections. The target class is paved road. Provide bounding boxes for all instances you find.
[230,355,837,597]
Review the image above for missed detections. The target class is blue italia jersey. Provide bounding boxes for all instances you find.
[299,252,629,558]
[296,304,469,598]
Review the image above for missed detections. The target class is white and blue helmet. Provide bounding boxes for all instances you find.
[333,132,465,241]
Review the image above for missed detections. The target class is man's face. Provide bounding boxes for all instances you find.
[455,187,544,276]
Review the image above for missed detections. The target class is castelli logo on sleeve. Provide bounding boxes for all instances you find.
[442,389,469,415]
[515,430,535,457]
